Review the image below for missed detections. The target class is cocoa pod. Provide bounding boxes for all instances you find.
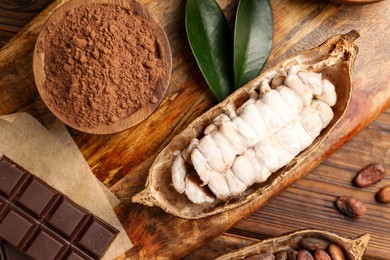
[216,230,370,260]
[301,237,329,251]
[336,196,366,217]
[275,250,288,260]
[297,250,314,260]
[314,250,331,260]
[376,185,390,203]
[328,243,346,260]
[132,31,358,219]
[354,162,386,187]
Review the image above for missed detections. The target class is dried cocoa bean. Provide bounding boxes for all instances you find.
[300,237,329,251]
[336,196,366,217]
[376,185,390,203]
[287,250,299,260]
[297,249,314,260]
[275,250,288,260]
[246,253,275,260]
[353,162,386,187]
[313,250,332,260]
[328,243,346,260]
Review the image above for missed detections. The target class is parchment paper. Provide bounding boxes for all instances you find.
[0,113,120,208]
[0,113,132,259]
[48,120,120,208]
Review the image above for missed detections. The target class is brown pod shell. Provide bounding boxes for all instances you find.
[246,253,275,260]
[215,230,370,260]
[132,31,359,219]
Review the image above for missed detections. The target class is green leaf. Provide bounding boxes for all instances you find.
[234,0,273,89]
[185,0,234,101]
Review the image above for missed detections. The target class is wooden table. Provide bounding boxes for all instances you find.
[1,0,389,259]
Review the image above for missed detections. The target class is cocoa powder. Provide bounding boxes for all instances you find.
[40,4,166,128]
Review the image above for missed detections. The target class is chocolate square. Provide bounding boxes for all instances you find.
[26,228,68,259]
[16,178,60,219]
[0,196,8,217]
[65,247,94,260]
[1,240,32,260]
[0,207,38,248]
[0,240,4,260]
[47,198,90,240]
[0,156,28,198]
[76,218,117,258]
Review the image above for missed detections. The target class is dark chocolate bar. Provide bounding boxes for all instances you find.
[0,156,118,259]
[0,240,32,260]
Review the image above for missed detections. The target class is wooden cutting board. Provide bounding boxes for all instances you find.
[0,0,389,258]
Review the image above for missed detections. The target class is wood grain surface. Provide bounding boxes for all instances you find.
[0,0,389,259]
[0,0,53,46]
[327,0,385,4]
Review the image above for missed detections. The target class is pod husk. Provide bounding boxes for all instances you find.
[215,229,370,260]
[132,31,359,219]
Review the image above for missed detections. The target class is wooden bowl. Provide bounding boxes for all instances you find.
[33,0,172,134]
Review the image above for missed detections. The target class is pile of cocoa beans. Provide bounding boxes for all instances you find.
[245,236,345,260]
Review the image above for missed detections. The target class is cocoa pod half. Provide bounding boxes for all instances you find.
[132,31,359,219]
[215,230,370,260]
[353,162,386,188]
[336,196,366,217]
